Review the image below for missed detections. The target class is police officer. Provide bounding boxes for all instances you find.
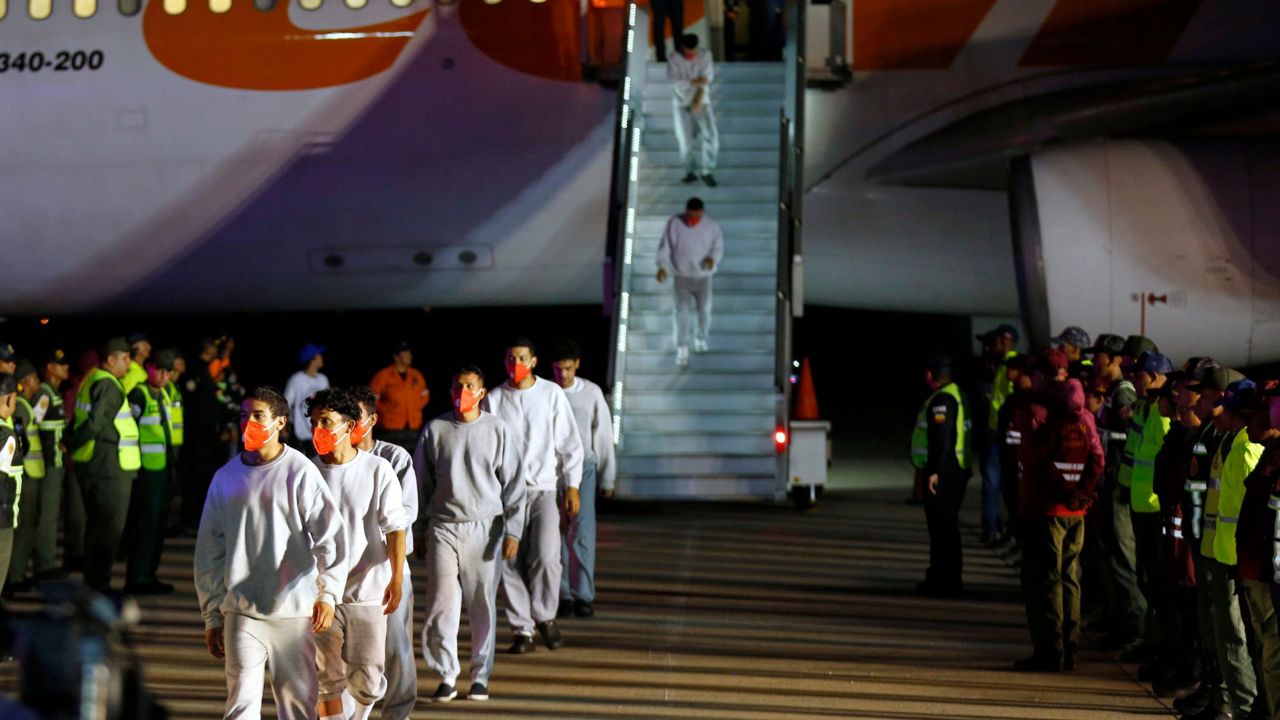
[122,332,151,395]
[977,324,1019,545]
[68,337,142,592]
[32,349,71,581]
[124,349,178,595]
[1236,385,1280,720]
[0,373,23,596]
[1127,350,1173,664]
[5,359,49,594]
[913,354,972,598]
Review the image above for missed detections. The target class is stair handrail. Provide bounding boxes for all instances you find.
[775,0,806,494]
[605,0,648,451]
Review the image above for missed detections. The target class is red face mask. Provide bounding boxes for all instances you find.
[312,425,349,456]
[453,388,480,414]
[507,361,532,384]
[241,419,278,452]
[350,417,373,446]
[686,214,701,227]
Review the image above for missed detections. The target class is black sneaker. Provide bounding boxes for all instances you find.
[1012,654,1062,673]
[468,682,489,701]
[124,581,176,596]
[557,599,572,619]
[701,174,718,187]
[681,172,698,184]
[573,599,595,618]
[536,620,564,650]
[508,633,536,654]
[1174,683,1214,715]
[430,682,457,703]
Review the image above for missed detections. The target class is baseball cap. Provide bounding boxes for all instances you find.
[1037,348,1068,374]
[1216,379,1264,411]
[298,343,325,364]
[100,336,130,356]
[1167,356,1221,385]
[924,353,953,376]
[149,349,178,371]
[0,343,15,362]
[976,323,1020,343]
[36,348,69,368]
[1136,351,1174,375]
[1122,335,1158,359]
[13,359,36,381]
[126,331,149,346]
[1052,326,1091,349]
[1187,366,1246,392]
[1085,333,1126,356]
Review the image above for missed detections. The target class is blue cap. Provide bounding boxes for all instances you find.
[298,343,325,364]
[1137,351,1173,375]
[0,342,14,361]
[1052,326,1091,349]
[1216,379,1261,410]
[976,323,1019,343]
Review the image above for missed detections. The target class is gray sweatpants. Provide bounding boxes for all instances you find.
[424,517,504,685]
[672,99,719,175]
[502,489,562,635]
[672,275,713,350]
[561,463,597,603]
[224,613,317,720]
[316,603,388,706]
[381,561,415,720]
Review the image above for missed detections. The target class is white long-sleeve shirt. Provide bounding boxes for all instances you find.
[667,49,714,106]
[657,215,724,279]
[562,377,617,493]
[372,439,418,555]
[283,371,329,441]
[414,411,527,540]
[312,451,406,605]
[482,376,585,492]
[194,446,347,631]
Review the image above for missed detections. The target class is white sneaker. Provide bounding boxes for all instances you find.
[676,346,689,367]
[694,338,709,354]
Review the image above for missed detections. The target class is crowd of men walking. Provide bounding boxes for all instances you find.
[0,333,616,718]
[914,325,1280,720]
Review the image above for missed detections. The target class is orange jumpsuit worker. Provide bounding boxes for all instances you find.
[369,342,429,454]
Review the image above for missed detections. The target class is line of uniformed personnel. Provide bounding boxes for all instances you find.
[913,327,1280,720]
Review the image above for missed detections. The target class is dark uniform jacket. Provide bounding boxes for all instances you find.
[1237,443,1280,584]
[1154,422,1197,586]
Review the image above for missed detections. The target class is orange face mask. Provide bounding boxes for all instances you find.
[241,419,278,452]
[453,388,480,414]
[312,425,349,456]
[350,417,374,446]
[507,361,532,384]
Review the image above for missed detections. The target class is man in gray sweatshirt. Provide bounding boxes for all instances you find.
[656,197,725,367]
[415,366,526,703]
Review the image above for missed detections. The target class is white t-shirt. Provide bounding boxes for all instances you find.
[312,450,406,605]
[194,446,347,630]
[284,371,330,441]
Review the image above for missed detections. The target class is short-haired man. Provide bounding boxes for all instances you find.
[912,354,972,597]
[31,349,71,583]
[308,388,407,720]
[123,349,180,595]
[0,373,23,596]
[284,343,329,456]
[551,339,616,618]
[5,359,47,595]
[415,366,525,702]
[667,34,719,186]
[657,197,724,367]
[194,386,348,720]
[349,385,419,720]
[68,337,141,591]
[369,342,430,453]
[122,331,151,395]
[482,339,584,653]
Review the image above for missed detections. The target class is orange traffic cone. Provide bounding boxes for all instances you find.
[794,357,819,420]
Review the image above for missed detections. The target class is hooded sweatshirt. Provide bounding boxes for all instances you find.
[1038,379,1105,516]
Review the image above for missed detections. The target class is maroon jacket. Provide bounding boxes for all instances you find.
[1036,380,1105,517]
[1237,443,1280,583]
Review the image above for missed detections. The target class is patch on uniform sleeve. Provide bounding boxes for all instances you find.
[33,395,49,423]
[0,437,13,470]
[1269,495,1280,511]
[931,405,948,424]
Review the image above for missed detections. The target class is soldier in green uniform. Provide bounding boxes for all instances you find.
[0,373,23,596]
[124,350,178,595]
[68,337,141,592]
[5,359,53,594]
[33,349,73,578]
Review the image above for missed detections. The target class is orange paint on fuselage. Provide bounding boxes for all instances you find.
[143,0,428,91]
[853,0,997,70]
[459,0,582,81]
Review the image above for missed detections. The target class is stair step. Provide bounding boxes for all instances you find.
[630,274,774,294]
[627,256,777,276]
[618,474,779,499]
[642,84,785,102]
[636,203,776,221]
[626,311,774,333]
[625,293,775,313]
[642,114,781,133]
[618,454,778,476]
[637,184,775,203]
[639,167,779,185]
[642,133,780,151]
[623,431,776,455]
[622,349,774,373]
[622,390,775,413]
[621,371,775,391]
[622,411,775,433]
[641,149,777,168]
[634,216,776,236]
[625,331,774,353]
[642,97,786,114]
[630,242,777,259]
[644,61,786,82]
